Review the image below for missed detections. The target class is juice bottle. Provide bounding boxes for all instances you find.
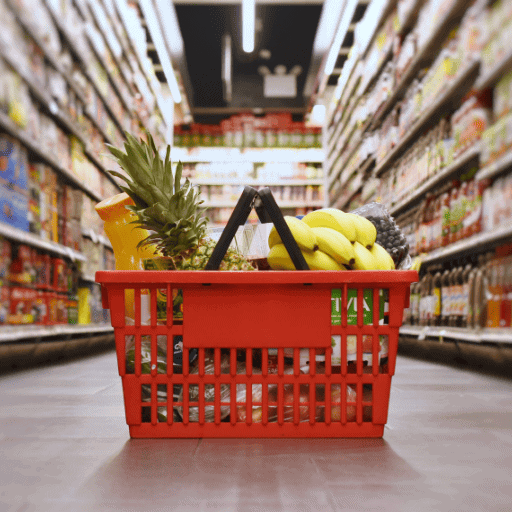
[472,256,484,329]
[95,193,158,319]
[449,182,460,245]
[466,262,478,329]
[448,267,459,327]
[441,189,451,247]
[419,273,428,326]
[458,180,470,241]
[486,257,500,328]
[499,257,511,327]
[460,263,473,328]
[432,270,443,326]
[441,268,451,326]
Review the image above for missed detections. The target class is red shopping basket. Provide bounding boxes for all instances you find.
[96,187,418,438]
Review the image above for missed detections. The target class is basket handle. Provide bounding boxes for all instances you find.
[204,186,309,270]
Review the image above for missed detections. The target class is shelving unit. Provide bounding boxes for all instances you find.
[389,145,480,216]
[322,0,512,357]
[172,145,325,225]
[0,0,179,347]
[0,222,85,262]
[373,59,481,177]
[171,147,324,164]
[399,325,512,345]
[0,324,113,344]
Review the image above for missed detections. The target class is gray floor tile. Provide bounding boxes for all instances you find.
[0,351,511,512]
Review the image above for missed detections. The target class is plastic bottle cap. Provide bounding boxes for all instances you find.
[95,193,135,222]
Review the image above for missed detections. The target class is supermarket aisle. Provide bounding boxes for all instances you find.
[0,352,511,512]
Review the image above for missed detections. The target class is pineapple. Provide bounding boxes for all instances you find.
[106,132,255,271]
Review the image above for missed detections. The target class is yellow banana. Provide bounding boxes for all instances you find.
[267,243,343,271]
[268,216,318,252]
[346,213,377,249]
[352,241,377,270]
[370,243,395,270]
[311,226,355,266]
[302,209,357,242]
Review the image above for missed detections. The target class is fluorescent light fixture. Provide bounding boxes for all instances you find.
[242,0,255,53]
[222,34,232,102]
[312,0,347,54]
[311,104,326,124]
[139,0,182,103]
[324,0,358,76]
[153,0,185,57]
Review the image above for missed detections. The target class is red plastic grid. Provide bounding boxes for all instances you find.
[96,270,417,438]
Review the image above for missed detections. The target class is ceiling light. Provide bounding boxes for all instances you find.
[139,0,182,103]
[242,0,255,53]
[324,0,358,76]
[222,34,232,103]
[311,104,326,125]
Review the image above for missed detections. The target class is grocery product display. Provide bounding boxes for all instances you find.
[173,112,325,226]
[325,0,512,349]
[0,0,175,347]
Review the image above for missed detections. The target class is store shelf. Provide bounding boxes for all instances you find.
[328,134,364,189]
[476,48,512,91]
[111,0,171,128]
[0,221,86,262]
[374,59,480,177]
[192,179,324,187]
[171,147,324,163]
[85,0,135,98]
[333,172,364,210]
[42,0,128,137]
[389,145,481,216]
[0,111,103,203]
[6,0,117,148]
[475,151,512,182]
[0,324,113,344]
[4,0,89,107]
[82,228,113,250]
[399,325,512,344]
[370,0,473,131]
[421,223,512,264]
[0,46,120,193]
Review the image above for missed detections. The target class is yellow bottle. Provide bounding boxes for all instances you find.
[95,192,157,318]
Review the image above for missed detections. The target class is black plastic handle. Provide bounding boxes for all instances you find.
[204,186,309,270]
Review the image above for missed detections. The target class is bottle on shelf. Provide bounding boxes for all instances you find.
[460,262,473,329]
[441,267,452,327]
[432,268,443,326]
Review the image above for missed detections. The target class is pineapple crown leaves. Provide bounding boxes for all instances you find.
[106,131,210,257]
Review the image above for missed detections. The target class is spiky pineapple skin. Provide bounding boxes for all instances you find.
[153,239,255,271]
[106,132,255,271]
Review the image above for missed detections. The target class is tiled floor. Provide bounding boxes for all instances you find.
[1,351,511,512]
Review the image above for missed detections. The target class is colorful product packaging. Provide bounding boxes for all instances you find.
[331,288,389,366]
[8,287,37,324]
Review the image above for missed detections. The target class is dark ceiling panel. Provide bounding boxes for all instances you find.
[174,3,322,122]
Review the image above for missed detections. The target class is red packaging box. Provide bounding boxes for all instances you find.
[0,285,10,324]
[9,287,37,324]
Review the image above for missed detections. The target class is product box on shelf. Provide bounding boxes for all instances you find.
[9,244,35,285]
[0,284,9,324]
[0,236,12,285]
[8,286,37,324]
[33,251,51,290]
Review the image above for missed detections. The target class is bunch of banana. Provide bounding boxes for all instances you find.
[267,209,395,271]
